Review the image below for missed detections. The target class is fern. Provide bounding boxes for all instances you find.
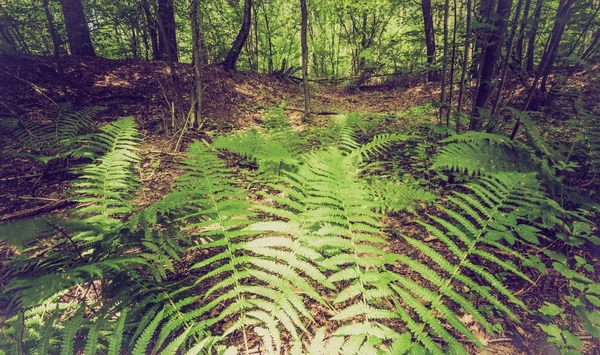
[8,106,105,157]
[369,179,437,213]
[391,172,544,353]
[433,132,537,175]
[71,117,140,225]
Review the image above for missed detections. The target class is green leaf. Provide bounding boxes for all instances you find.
[514,225,540,244]
[537,302,563,317]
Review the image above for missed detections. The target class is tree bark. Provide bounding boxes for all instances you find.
[440,0,450,124]
[515,0,531,67]
[583,28,600,60]
[421,0,436,81]
[300,0,311,121]
[471,0,497,78]
[157,0,178,61]
[526,0,543,71]
[142,0,160,60]
[150,0,185,130]
[42,0,70,100]
[261,1,274,72]
[457,0,473,120]
[491,0,524,116]
[223,0,252,70]
[190,0,203,129]
[539,0,577,92]
[470,0,512,130]
[59,0,95,56]
[446,0,458,126]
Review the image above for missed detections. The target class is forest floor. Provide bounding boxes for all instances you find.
[0,54,599,354]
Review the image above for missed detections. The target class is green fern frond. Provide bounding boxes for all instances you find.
[433,132,536,175]
[60,308,84,355]
[10,106,104,154]
[107,308,128,355]
[369,180,437,213]
[72,117,140,225]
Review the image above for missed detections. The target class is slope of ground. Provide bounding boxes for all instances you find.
[0,54,436,131]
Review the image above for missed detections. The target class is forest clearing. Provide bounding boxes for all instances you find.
[1,0,600,354]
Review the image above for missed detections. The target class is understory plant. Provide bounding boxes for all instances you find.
[0,108,597,354]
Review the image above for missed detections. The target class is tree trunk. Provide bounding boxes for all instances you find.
[190,0,203,129]
[457,0,473,120]
[470,0,512,130]
[150,0,185,130]
[261,1,274,72]
[0,24,18,54]
[439,0,450,124]
[300,0,311,121]
[421,0,436,81]
[491,0,524,116]
[583,28,600,60]
[515,0,531,67]
[42,0,70,100]
[142,0,160,60]
[59,0,95,56]
[526,0,542,71]
[223,0,252,70]
[539,0,577,92]
[157,0,178,61]
[471,0,496,78]
[446,0,458,126]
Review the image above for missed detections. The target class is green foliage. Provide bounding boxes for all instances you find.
[2,106,105,160]
[369,179,437,213]
[1,110,597,355]
[72,117,141,225]
[433,131,538,175]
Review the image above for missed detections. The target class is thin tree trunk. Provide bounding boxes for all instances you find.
[539,0,577,92]
[223,0,252,70]
[566,7,600,57]
[59,0,95,56]
[261,1,274,72]
[470,0,512,130]
[300,0,311,121]
[253,0,259,71]
[439,0,450,124]
[421,0,436,81]
[472,0,497,78]
[42,0,70,100]
[130,21,138,59]
[190,0,203,129]
[457,0,473,122]
[142,0,159,60]
[583,28,600,59]
[157,0,178,61]
[446,0,459,126]
[491,0,524,116]
[526,0,542,71]
[150,0,185,130]
[0,25,17,53]
[515,0,531,67]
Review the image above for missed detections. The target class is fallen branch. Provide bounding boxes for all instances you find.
[0,168,74,182]
[285,107,340,115]
[0,200,73,221]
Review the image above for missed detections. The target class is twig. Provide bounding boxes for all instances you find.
[0,63,58,106]
[0,168,75,182]
[146,150,186,156]
[285,107,340,115]
[0,200,72,221]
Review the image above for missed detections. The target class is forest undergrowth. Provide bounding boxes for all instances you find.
[0,59,600,355]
